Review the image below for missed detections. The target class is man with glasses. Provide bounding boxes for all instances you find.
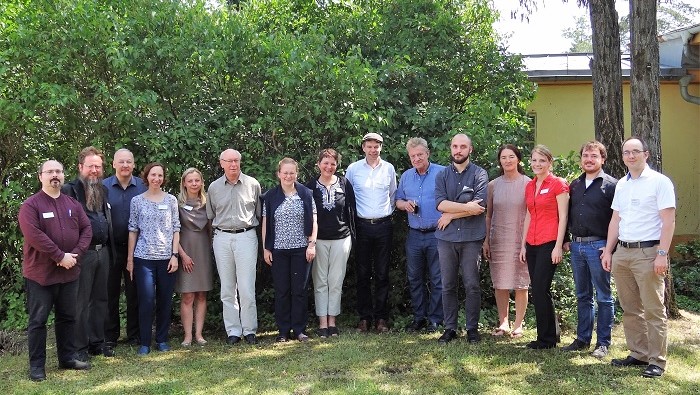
[62,146,115,360]
[602,136,676,378]
[103,148,147,347]
[207,149,262,345]
[20,160,92,381]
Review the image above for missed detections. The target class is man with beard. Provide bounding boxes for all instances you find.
[434,134,488,344]
[62,146,115,359]
[103,148,146,347]
[20,160,92,381]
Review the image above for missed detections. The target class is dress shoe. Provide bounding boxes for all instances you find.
[356,319,369,333]
[466,329,481,344]
[438,329,457,344]
[328,326,340,336]
[375,319,389,333]
[58,359,91,370]
[75,351,90,362]
[127,337,140,346]
[611,355,648,367]
[29,366,46,382]
[526,340,555,350]
[562,339,590,351]
[426,322,441,333]
[244,334,258,345]
[102,346,116,357]
[156,342,171,352]
[642,364,664,378]
[275,334,288,343]
[137,346,150,355]
[226,335,241,345]
[405,319,427,332]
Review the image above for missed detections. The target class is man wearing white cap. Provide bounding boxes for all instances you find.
[345,133,397,333]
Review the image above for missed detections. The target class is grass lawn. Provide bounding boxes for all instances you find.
[2,310,699,395]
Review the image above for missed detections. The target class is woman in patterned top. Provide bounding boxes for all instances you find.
[262,158,318,342]
[127,163,181,355]
[305,149,356,338]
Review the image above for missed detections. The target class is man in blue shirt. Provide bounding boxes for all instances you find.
[434,134,488,344]
[103,148,147,347]
[396,138,445,333]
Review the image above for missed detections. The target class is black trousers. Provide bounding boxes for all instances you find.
[525,241,559,346]
[26,278,79,367]
[271,247,311,337]
[75,248,109,353]
[355,220,393,321]
[105,246,139,344]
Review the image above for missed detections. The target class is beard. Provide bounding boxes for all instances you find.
[450,152,470,165]
[81,176,104,212]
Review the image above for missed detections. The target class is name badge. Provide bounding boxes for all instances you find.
[183,205,194,211]
[42,211,55,219]
[631,199,640,206]
[158,204,168,210]
[539,188,549,194]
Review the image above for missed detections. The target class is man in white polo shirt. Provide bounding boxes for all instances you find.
[345,133,397,333]
[602,136,676,379]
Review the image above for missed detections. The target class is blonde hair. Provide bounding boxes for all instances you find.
[277,157,298,172]
[178,167,206,206]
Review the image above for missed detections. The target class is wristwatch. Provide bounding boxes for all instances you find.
[657,249,668,256]
[172,252,180,259]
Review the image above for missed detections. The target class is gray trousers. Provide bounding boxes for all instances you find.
[437,239,483,330]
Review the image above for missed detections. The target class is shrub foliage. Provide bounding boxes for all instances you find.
[0,0,536,329]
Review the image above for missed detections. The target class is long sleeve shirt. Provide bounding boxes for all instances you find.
[19,191,92,286]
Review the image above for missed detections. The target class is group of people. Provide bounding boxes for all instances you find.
[20,133,675,382]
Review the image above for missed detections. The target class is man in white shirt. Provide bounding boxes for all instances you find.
[345,133,397,333]
[602,136,676,378]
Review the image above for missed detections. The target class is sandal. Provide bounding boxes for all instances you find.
[491,328,509,337]
[510,328,524,338]
[328,326,339,336]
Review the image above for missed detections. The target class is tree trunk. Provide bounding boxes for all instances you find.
[588,0,625,178]
[628,0,680,319]
[629,0,661,170]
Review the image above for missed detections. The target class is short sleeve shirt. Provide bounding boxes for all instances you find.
[128,193,181,260]
[525,173,569,246]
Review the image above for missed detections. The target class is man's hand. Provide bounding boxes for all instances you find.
[437,213,454,230]
[57,253,78,269]
[601,250,612,272]
[464,199,485,216]
[654,255,669,276]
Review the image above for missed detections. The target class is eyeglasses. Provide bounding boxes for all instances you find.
[82,165,103,170]
[41,169,64,175]
[220,158,240,164]
[622,149,646,157]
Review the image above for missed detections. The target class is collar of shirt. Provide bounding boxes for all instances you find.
[626,164,652,180]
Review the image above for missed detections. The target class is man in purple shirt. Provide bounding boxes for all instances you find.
[19,160,92,381]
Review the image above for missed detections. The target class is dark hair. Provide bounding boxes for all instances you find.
[623,136,649,151]
[496,144,524,175]
[317,148,341,167]
[579,140,608,160]
[141,162,166,187]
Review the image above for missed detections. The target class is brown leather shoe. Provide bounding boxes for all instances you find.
[356,319,369,333]
[375,319,389,333]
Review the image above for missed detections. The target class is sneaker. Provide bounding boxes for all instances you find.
[156,342,171,352]
[590,345,609,359]
[562,339,590,351]
[137,346,150,355]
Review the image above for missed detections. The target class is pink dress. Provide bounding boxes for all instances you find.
[488,175,530,290]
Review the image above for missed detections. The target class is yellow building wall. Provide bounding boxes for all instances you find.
[527,81,700,237]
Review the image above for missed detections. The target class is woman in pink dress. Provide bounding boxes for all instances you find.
[484,144,530,338]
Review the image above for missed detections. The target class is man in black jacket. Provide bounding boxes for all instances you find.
[62,146,116,360]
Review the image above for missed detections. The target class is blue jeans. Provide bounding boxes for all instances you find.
[406,229,443,324]
[570,239,614,346]
[134,257,176,346]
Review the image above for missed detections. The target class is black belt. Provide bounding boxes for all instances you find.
[88,244,105,251]
[572,236,605,242]
[410,227,436,233]
[357,216,391,225]
[217,226,255,234]
[618,240,659,248]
